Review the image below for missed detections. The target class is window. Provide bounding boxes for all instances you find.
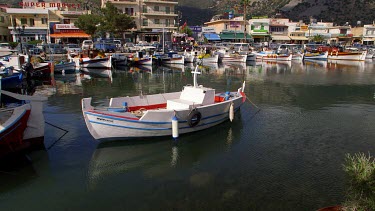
[125,8,134,16]
[0,16,4,23]
[143,19,148,26]
[143,6,147,13]
[155,19,160,24]
[154,6,159,11]
[166,7,170,14]
[21,18,27,25]
[29,18,34,26]
[63,19,70,24]
[41,18,47,24]
[165,19,170,27]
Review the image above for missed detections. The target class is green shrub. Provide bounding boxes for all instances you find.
[343,152,375,211]
[8,42,18,49]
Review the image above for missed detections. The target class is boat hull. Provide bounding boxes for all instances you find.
[327,51,367,61]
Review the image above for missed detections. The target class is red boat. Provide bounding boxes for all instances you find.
[0,104,31,155]
[0,90,48,159]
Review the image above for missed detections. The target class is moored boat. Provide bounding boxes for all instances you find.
[327,51,367,61]
[81,66,246,140]
[0,90,48,157]
[302,51,328,60]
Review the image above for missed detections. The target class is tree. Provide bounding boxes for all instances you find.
[98,2,136,38]
[312,34,324,43]
[180,26,193,37]
[241,0,251,43]
[74,14,101,38]
[74,2,135,39]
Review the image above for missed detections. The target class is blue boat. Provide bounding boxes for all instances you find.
[0,67,23,91]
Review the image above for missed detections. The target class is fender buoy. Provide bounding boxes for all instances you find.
[187,109,201,127]
[172,115,179,139]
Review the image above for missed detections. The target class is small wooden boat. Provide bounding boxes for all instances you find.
[82,66,246,140]
[196,54,219,64]
[327,51,367,61]
[259,53,292,61]
[162,52,185,64]
[53,61,76,74]
[302,51,328,60]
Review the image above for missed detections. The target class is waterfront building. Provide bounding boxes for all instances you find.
[328,25,353,46]
[248,17,270,43]
[0,6,11,42]
[286,21,309,44]
[269,18,290,44]
[306,21,332,43]
[6,7,51,43]
[362,23,375,45]
[102,0,178,43]
[6,1,88,44]
[204,16,251,42]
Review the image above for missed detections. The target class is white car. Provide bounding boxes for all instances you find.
[82,40,94,50]
[65,44,82,55]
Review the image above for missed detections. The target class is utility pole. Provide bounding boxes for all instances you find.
[243,2,247,43]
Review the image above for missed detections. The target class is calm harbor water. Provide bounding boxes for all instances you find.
[1,59,375,210]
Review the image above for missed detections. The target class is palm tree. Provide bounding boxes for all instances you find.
[241,0,251,43]
[312,34,324,43]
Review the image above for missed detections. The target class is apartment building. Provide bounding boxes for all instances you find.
[102,0,178,43]
[0,7,10,42]
[363,24,375,45]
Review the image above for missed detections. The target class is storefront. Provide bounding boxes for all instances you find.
[49,24,89,44]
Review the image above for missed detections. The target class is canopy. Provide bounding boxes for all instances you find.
[220,32,252,40]
[288,36,309,41]
[50,32,90,38]
[203,33,221,41]
[271,35,290,41]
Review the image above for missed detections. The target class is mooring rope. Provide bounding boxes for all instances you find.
[45,121,69,150]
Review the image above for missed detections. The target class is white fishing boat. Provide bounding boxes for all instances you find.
[69,54,112,69]
[162,52,185,64]
[196,54,219,64]
[82,66,246,141]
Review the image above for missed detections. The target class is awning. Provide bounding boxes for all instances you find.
[288,36,309,41]
[203,33,221,41]
[50,32,90,38]
[220,32,252,40]
[271,35,291,41]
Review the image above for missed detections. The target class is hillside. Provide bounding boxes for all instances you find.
[180,0,375,26]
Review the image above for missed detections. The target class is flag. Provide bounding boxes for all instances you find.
[181,21,187,30]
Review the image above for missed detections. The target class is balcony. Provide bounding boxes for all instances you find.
[110,0,138,5]
[142,23,178,29]
[143,0,178,5]
[142,9,177,16]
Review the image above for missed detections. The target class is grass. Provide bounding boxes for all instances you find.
[343,152,375,211]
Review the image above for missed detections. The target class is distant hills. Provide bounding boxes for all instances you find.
[3,0,374,27]
[179,0,375,26]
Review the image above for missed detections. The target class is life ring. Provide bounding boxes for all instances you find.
[187,109,201,127]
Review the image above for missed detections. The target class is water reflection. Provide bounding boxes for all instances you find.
[86,118,243,189]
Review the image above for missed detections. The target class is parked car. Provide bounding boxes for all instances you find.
[82,40,94,50]
[94,40,117,53]
[43,44,67,54]
[64,43,82,55]
[124,42,139,52]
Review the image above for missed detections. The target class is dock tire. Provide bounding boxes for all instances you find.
[187,109,201,127]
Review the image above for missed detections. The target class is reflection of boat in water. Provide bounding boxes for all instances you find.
[87,117,243,188]
[163,63,185,72]
[221,62,247,75]
[80,68,112,78]
[327,60,365,72]
[129,65,152,73]
[303,59,328,69]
